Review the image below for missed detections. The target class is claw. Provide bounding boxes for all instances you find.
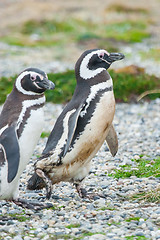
[74,183,105,199]
[36,169,53,199]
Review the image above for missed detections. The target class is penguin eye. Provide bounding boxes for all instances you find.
[30,75,36,81]
[99,54,103,59]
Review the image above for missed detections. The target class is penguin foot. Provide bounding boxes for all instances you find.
[36,169,53,200]
[75,184,105,200]
[13,198,53,210]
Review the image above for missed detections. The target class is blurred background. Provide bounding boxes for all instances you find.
[0,0,160,103]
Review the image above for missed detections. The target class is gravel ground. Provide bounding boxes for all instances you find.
[1,37,160,78]
[0,99,160,240]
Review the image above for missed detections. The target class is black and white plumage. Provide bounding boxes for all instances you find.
[0,68,55,209]
[27,49,124,199]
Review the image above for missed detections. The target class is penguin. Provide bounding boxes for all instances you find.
[0,67,55,209]
[27,49,124,199]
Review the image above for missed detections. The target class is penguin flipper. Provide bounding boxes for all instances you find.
[62,104,84,158]
[0,125,20,183]
[105,124,118,157]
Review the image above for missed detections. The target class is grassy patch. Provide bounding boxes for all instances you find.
[140,48,160,63]
[97,206,116,211]
[50,235,71,240]
[47,70,76,103]
[104,21,150,43]
[109,157,160,179]
[21,19,76,35]
[125,236,148,240]
[0,68,160,105]
[0,75,17,103]
[125,217,146,222]
[3,212,30,222]
[131,187,160,203]
[66,223,81,229]
[107,221,121,226]
[1,17,151,48]
[111,68,160,102]
[76,232,105,239]
[107,4,148,14]
[40,132,50,138]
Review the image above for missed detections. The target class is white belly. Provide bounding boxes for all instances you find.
[49,91,115,183]
[0,108,44,200]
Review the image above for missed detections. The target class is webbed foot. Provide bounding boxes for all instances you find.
[13,198,53,210]
[74,183,105,200]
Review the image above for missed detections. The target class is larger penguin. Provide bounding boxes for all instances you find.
[0,68,54,209]
[28,49,124,199]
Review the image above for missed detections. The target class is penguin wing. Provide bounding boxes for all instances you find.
[0,125,20,183]
[61,104,84,158]
[105,124,118,157]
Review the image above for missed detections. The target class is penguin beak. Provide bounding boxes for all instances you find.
[108,53,125,62]
[38,78,55,90]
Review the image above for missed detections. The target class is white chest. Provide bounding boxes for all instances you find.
[18,107,44,169]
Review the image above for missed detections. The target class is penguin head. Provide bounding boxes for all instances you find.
[75,49,125,80]
[15,68,55,95]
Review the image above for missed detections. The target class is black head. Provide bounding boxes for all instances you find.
[75,49,125,81]
[15,68,55,95]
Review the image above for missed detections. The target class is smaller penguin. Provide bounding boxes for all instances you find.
[27,49,124,200]
[0,68,55,209]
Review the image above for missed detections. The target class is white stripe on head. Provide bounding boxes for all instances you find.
[15,71,43,95]
[80,49,110,80]
[80,78,113,117]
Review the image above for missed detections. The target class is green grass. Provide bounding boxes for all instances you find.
[140,48,160,63]
[125,236,148,240]
[107,221,121,226]
[1,17,151,48]
[109,157,160,179]
[66,223,81,229]
[0,75,17,103]
[111,69,160,102]
[125,217,146,222]
[4,213,30,222]
[104,21,150,43]
[0,69,160,105]
[97,206,116,211]
[40,131,50,138]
